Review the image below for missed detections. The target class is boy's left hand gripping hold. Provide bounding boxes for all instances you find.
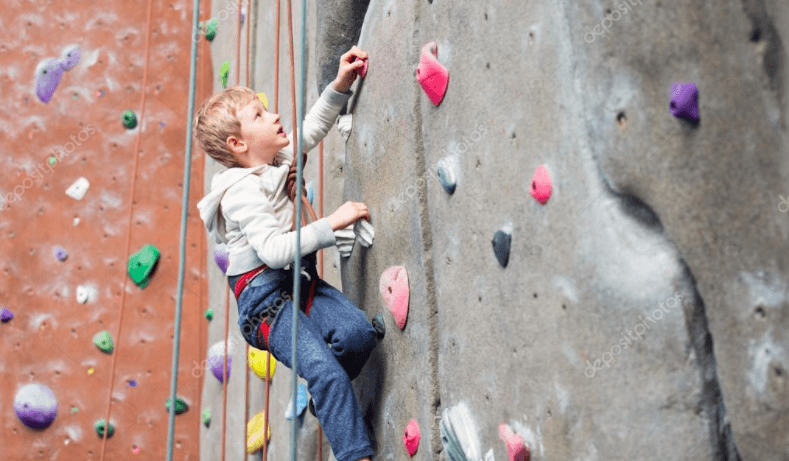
[332,46,368,94]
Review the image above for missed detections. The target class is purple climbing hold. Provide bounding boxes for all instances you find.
[60,45,80,71]
[55,247,68,262]
[214,245,229,274]
[14,383,58,429]
[129,379,138,387]
[1,307,13,322]
[669,82,699,122]
[207,341,233,383]
[35,58,66,103]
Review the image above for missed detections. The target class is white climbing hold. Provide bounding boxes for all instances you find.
[76,285,89,304]
[73,217,80,226]
[337,114,352,141]
[66,177,90,201]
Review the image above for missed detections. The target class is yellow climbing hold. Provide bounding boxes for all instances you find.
[246,411,272,453]
[88,367,94,375]
[248,347,276,380]
[257,93,268,110]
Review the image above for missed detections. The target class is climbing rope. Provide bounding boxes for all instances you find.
[96,0,155,458]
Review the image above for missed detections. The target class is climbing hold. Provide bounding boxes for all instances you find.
[529,165,552,205]
[350,55,368,79]
[307,181,314,206]
[241,11,246,24]
[165,397,189,415]
[159,121,166,128]
[220,61,230,88]
[205,18,218,41]
[14,383,58,429]
[213,245,229,274]
[379,266,409,330]
[128,380,137,387]
[60,45,80,71]
[127,244,160,289]
[35,58,66,103]
[96,89,106,98]
[669,82,699,123]
[491,227,512,268]
[55,247,68,262]
[94,418,115,438]
[93,330,114,354]
[436,156,458,194]
[403,419,421,456]
[285,383,308,420]
[337,114,352,141]
[440,402,482,461]
[65,177,90,201]
[416,42,449,106]
[246,411,272,453]
[207,341,233,383]
[1,307,14,322]
[248,347,277,380]
[87,367,94,375]
[76,285,89,304]
[354,218,374,248]
[122,110,137,129]
[499,424,530,461]
[205,308,214,320]
[48,155,57,166]
[257,92,268,109]
[73,217,80,226]
[202,408,211,427]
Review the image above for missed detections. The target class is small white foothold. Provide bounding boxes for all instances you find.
[73,217,80,226]
[76,285,89,304]
[66,177,90,201]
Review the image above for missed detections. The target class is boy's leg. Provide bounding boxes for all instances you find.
[306,277,379,381]
[268,298,374,461]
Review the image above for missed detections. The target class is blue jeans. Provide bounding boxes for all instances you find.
[231,254,377,461]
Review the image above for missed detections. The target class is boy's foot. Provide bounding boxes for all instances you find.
[372,314,386,341]
[308,396,316,417]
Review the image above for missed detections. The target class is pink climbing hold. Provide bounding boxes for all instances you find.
[403,419,420,456]
[529,165,552,205]
[350,55,368,79]
[379,266,409,330]
[499,424,530,461]
[416,42,449,106]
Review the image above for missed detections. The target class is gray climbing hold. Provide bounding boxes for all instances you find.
[14,383,58,429]
[492,226,512,268]
[436,156,457,194]
[93,330,114,354]
[1,307,14,322]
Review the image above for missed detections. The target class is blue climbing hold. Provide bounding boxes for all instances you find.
[492,227,511,268]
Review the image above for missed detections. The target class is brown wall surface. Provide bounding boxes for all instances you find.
[1,0,214,459]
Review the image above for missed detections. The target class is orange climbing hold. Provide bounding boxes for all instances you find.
[416,42,449,106]
[379,266,409,330]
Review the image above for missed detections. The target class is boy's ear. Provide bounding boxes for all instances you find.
[226,135,246,154]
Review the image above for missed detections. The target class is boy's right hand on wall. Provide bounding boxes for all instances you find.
[327,201,370,231]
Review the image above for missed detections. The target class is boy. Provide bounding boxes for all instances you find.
[195,46,383,461]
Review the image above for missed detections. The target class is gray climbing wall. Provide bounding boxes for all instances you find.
[203,0,789,460]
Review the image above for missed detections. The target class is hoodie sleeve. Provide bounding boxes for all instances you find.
[276,85,353,165]
[222,175,337,269]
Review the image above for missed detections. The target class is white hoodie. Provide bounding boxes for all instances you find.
[196,85,352,276]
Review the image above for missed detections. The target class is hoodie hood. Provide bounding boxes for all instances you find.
[197,164,269,245]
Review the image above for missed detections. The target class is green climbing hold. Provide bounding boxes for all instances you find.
[205,308,214,320]
[202,408,211,427]
[122,110,137,129]
[48,155,57,165]
[206,18,218,41]
[220,61,229,88]
[165,397,189,415]
[94,419,115,438]
[92,330,114,354]
[127,244,160,289]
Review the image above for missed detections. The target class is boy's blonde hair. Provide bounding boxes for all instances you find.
[193,86,258,169]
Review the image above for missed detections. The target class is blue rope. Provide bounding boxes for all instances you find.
[166,0,201,459]
[291,0,308,457]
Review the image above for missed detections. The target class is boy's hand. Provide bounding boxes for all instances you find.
[327,201,370,231]
[332,46,368,94]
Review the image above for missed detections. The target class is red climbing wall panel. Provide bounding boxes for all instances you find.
[1,0,213,459]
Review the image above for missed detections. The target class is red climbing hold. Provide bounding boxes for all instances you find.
[379,266,409,330]
[499,424,530,461]
[350,55,368,79]
[403,419,420,456]
[416,42,449,106]
[530,165,552,205]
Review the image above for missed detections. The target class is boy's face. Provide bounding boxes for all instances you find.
[229,98,289,167]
